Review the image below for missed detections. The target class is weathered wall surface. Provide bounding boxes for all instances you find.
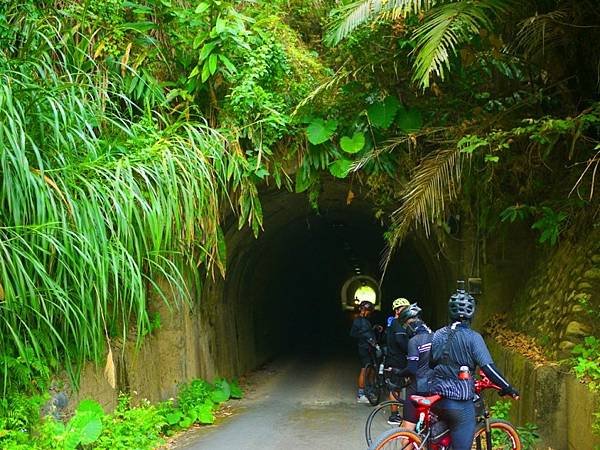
[510,227,600,359]
[489,339,600,450]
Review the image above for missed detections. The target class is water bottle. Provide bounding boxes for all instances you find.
[378,362,384,375]
[458,365,470,380]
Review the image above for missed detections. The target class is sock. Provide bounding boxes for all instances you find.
[358,388,365,396]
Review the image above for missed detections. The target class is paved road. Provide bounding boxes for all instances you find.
[174,353,374,450]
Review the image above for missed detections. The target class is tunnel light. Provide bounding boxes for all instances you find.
[354,285,376,304]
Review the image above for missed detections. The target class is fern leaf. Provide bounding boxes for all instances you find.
[325,0,433,46]
[411,0,511,88]
[381,148,463,274]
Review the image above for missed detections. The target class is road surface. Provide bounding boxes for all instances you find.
[174,353,376,450]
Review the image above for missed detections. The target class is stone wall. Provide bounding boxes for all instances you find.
[510,227,600,359]
[489,339,600,450]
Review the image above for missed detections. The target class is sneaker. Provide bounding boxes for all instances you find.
[356,394,370,404]
[387,414,402,425]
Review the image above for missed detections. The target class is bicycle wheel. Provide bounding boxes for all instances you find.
[369,427,422,450]
[365,400,405,446]
[472,419,522,450]
[364,364,382,405]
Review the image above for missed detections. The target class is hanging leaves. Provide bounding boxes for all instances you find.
[340,131,365,153]
[306,118,338,144]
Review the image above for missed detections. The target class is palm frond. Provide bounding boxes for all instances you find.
[411,0,511,88]
[381,147,462,275]
[511,8,569,60]
[325,0,433,46]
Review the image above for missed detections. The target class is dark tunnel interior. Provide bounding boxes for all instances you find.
[223,182,451,363]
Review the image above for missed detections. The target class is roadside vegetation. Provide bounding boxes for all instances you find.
[1,0,599,446]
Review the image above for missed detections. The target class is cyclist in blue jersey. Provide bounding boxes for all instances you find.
[429,283,519,450]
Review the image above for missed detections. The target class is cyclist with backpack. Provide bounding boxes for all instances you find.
[350,298,382,403]
[429,283,519,450]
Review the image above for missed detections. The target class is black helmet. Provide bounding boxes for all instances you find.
[448,289,475,320]
[406,318,431,337]
[359,300,375,311]
[398,303,421,324]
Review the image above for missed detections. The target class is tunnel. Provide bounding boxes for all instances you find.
[214,178,453,369]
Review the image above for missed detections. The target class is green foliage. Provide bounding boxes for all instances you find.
[572,336,600,391]
[367,96,400,129]
[329,158,353,178]
[397,106,423,133]
[0,1,265,393]
[0,394,47,448]
[530,207,568,246]
[340,132,366,154]
[0,377,243,449]
[500,205,568,246]
[94,395,164,450]
[307,118,338,144]
[491,400,540,450]
[38,400,104,450]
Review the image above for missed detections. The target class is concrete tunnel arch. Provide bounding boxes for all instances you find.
[203,178,453,375]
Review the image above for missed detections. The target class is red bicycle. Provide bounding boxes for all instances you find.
[368,370,522,450]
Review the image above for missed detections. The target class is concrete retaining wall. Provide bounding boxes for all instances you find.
[489,339,600,450]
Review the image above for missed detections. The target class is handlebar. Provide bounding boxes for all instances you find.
[475,369,519,399]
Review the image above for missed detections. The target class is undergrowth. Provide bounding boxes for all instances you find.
[0,378,243,450]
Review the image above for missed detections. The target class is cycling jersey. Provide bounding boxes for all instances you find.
[406,323,433,393]
[385,318,409,368]
[429,322,493,401]
[350,316,376,350]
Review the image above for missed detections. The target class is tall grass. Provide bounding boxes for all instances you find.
[0,6,262,394]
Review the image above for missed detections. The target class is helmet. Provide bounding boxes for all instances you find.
[398,303,422,324]
[392,298,410,310]
[405,318,429,336]
[448,290,475,320]
[359,300,375,311]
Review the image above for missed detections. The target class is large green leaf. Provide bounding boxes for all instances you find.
[306,119,338,145]
[368,96,400,129]
[230,379,243,399]
[76,399,104,417]
[197,402,215,424]
[397,107,423,132]
[329,159,353,178]
[211,387,230,403]
[340,132,365,154]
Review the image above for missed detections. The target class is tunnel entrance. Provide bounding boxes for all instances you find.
[219,179,451,367]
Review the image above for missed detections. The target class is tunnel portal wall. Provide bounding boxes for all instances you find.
[68,181,600,450]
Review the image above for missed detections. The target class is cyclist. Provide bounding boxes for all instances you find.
[387,303,433,427]
[384,297,411,422]
[429,283,519,450]
[350,298,381,404]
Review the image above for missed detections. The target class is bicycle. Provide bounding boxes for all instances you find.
[368,370,522,450]
[363,327,387,406]
[365,376,409,445]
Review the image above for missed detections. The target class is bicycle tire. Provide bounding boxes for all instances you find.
[364,364,382,406]
[365,400,405,446]
[368,427,422,450]
[472,419,522,450]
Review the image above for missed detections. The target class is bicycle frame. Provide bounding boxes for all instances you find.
[410,370,502,450]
